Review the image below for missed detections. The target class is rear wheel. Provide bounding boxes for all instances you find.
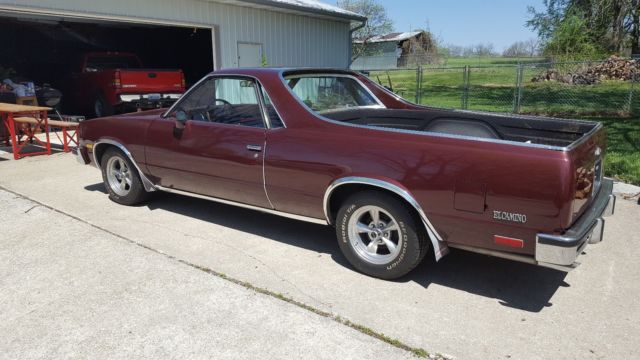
[100,147,149,205]
[335,191,428,280]
[93,94,114,118]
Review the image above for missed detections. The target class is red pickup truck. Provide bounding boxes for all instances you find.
[76,68,616,280]
[69,52,185,118]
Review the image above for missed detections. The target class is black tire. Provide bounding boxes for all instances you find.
[93,94,114,118]
[335,191,429,280]
[100,147,150,206]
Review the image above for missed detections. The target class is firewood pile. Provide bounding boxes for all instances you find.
[531,56,639,85]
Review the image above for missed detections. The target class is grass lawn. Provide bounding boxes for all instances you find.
[370,68,636,115]
[440,56,547,67]
[594,117,640,186]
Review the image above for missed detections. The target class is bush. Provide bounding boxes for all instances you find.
[543,14,606,61]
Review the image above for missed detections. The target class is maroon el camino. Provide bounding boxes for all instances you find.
[76,68,616,279]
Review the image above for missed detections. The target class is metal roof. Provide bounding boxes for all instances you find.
[354,31,423,44]
[235,0,366,22]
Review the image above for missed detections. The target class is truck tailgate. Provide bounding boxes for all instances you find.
[563,124,607,229]
[119,69,184,93]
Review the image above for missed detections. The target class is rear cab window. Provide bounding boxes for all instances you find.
[284,74,383,114]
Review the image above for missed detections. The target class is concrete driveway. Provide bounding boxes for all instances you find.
[1,152,639,359]
[0,189,415,360]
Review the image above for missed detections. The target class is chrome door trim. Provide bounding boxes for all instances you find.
[93,139,157,192]
[262,140,275,209]
[323,176,449,261]
[156,185,327,225]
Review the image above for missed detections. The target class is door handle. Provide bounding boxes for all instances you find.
[246,145,262,152]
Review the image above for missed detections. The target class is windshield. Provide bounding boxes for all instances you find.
[86,55,141,71]
[286,75,380,113]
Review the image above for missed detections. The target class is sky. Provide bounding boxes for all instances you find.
[333,0,547,51]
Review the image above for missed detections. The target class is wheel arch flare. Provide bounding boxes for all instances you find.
[323,176,449,260]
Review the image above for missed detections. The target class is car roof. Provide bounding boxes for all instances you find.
[211,67,358,77]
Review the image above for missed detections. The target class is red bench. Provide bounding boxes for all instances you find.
[14,116,79,153]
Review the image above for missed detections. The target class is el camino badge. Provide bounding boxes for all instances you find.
[493,210,527,224]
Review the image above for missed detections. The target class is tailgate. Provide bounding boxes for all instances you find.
[119,69,184,93]
[563,124,607,228]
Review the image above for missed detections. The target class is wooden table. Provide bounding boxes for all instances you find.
[0,103,52,160]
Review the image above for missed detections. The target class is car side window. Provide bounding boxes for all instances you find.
[176,77,265,128]
[260,87,284,128]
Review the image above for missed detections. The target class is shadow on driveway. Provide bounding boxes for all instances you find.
[0,144,65,156]
[85,183,569,313]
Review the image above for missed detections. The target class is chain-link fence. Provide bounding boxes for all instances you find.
[362,59,639,116]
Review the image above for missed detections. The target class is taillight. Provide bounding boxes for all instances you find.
[113,70,121,89]
[494,235,524,248]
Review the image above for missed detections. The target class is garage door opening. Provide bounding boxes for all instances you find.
[0,12,213,116]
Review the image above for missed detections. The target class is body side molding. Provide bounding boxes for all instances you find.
[323,176,449,261]
[93,139,157,192]
[156,186,328,225]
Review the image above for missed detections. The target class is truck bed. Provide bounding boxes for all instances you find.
[324,108,600,149]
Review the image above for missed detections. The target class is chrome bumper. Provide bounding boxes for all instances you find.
[535,178,616,270]
[119,93,182,102]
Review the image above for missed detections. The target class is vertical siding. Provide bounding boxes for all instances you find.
[0,0,352,68]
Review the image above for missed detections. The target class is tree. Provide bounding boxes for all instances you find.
[631,0,640,54]
[503,39,540,57]
[441,43,497,57]
[474,43,496,56]
[543,13,604,59]
[337,0,394,60]
[503,41,528,57]
[526,0,571,41]
[525,38,540,56]
[527,0,640,58]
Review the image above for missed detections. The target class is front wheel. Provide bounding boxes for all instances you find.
[100,148,150,206]
[335,191,429,280]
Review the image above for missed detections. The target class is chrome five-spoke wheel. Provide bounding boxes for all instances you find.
[348,205,402,265]
[100,147,150,206]
[106,156,133,196]
[336,191,429,280]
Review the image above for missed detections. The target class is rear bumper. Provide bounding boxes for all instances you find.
[117,93,181,109]
[535,178,616,270]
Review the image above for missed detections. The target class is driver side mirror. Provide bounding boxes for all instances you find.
[175,110,188,129]
[173,110,188,138]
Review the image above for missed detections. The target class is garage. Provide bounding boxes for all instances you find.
[0,12,214,115]
[0,0,364,117]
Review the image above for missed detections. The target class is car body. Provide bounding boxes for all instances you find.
[69,52,185,118]
[76,67,616,279]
